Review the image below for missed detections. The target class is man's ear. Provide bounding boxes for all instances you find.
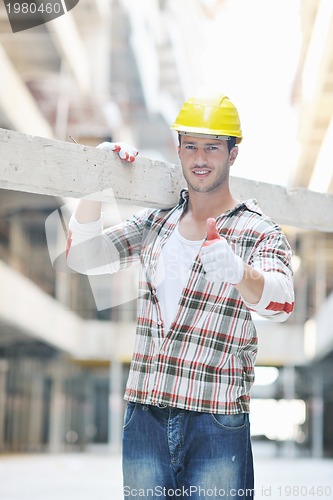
[177,145,181,157]
[229,146,238,165]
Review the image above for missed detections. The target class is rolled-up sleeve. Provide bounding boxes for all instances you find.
[66,209,152,275]
[66,214,120,275]
[243,271,294,322]
[244,227,295,322]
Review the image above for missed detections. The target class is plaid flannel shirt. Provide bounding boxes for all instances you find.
[68,191,294,414]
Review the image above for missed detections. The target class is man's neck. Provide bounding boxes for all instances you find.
[186,187,239,221]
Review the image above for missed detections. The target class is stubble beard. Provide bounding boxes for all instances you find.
[183,165,230,194]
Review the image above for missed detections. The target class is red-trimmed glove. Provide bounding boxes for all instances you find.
[97,141,138,162]
[200,218,244,285]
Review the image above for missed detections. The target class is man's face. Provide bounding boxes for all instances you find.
[178,135,238,194]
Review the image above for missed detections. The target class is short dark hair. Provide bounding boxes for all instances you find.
[178,133,237,152]
[227,137,237,152]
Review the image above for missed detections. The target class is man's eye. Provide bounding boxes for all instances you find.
[207,146,218,150]
[185,145,195,150]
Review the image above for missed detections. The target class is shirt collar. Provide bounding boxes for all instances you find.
[177,190,262,217]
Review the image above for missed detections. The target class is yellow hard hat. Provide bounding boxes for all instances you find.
[171,93,242,143]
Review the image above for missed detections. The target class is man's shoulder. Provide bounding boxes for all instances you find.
[237,199,282,232]
[242,198,263,215]
[135,203,181,228]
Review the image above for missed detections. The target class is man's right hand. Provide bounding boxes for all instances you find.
[97,142,138,162]
[72,142,138,226]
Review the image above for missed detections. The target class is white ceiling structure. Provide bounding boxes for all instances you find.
[1,0,332,192]
[289,0,333,194]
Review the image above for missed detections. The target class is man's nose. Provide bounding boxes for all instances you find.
[194,149,208,167]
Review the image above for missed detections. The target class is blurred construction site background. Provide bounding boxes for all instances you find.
[0,0,332,479]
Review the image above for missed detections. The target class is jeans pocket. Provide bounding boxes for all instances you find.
[211,412,247,430]
[123,402,137,430]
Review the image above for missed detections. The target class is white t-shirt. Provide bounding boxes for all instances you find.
[156,223,204,333]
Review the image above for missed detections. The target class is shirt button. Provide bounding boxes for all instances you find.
[160,349,165,355]
[157,320,163,326]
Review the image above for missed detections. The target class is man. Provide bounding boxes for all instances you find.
[66,93,294,499]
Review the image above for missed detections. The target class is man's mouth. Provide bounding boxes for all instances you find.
[192,169,211,177]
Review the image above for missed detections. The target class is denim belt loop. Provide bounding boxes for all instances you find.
[156,402,168,409]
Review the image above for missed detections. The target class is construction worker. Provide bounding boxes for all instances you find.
[66,93,294,499]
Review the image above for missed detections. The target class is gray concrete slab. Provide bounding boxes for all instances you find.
[0,452,123,500]
[0,447,332,499]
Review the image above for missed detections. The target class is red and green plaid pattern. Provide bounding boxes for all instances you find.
[102,192,294,414]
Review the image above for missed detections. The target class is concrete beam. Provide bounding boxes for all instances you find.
[255,322,305,366]
[46,13,91,95]
[312,291,333,361]
[1,128,333,232]
[0,45,53,137]
[0,259,82,356]
[0,258,135,360]
[290,1,333,188]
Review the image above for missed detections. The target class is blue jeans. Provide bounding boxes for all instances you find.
[122,403,254,499]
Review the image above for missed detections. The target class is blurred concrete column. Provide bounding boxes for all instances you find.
[28,373,44,450]
[9,214,26,270]
[312,372,324,458]
[0,360,8,450]
[311,237,326,458]
[49,364,65,453]
[55,271,70,308]
[54,60,70,141]
[282,365,297,457]
[108,359,123,453]
[315,237,327,311]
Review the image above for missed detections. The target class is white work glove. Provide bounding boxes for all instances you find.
[96,141,138,162]
[200,218,244,285]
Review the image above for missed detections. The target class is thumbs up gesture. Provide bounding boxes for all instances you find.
[204,217,222,246]
[200,218,244,285]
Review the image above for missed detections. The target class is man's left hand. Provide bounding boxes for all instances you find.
[200,218,244,285]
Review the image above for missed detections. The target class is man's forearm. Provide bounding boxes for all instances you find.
[237,267,295,322]
[235,264,264,304]
[74,200,102,224]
